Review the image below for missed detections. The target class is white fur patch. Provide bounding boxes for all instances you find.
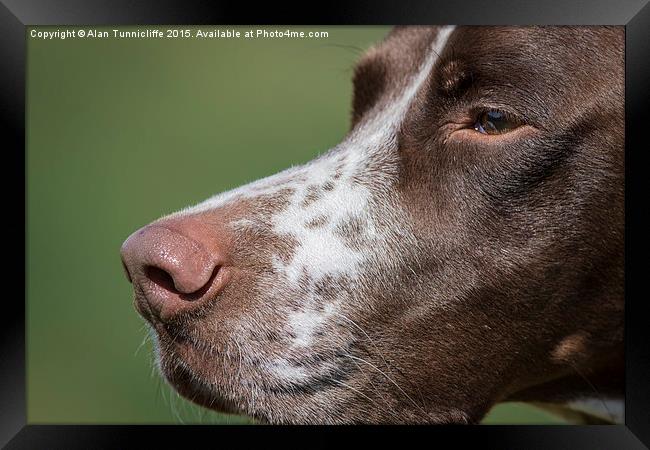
[271,170,371,283]
[289,310,327,348]
[267,359,309,382]
[167,27,456,382]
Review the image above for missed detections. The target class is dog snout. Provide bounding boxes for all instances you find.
[120,217,231,322]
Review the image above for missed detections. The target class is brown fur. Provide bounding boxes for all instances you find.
[124,26,624,424]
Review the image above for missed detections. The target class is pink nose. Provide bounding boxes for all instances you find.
[120,217,230,322]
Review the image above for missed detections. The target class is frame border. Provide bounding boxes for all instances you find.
[3,0,649,448]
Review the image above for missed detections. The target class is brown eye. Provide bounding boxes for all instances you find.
[473,109,521,134]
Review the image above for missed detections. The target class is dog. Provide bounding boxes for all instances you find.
[120,26,624,424]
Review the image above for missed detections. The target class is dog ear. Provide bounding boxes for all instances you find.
[351,55,388,128]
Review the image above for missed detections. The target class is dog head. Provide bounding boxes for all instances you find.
[121,26,624,423]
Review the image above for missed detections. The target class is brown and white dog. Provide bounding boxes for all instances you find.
[120,26,624,424]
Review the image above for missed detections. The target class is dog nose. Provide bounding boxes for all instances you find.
[120,218,230,322]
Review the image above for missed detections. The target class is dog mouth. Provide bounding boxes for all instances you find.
[149,319,366,422]
[148,321,241,415]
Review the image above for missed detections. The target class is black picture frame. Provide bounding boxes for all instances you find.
[3,0,649,448]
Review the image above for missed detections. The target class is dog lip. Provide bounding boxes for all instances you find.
[132,285,155,323]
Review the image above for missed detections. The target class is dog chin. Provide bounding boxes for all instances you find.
[159,352,244,416]
[157,346,479,424]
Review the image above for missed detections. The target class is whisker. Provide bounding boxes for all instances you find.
[344,353,426,416]
[333,311,427,415]
[234,338,244,381]
[568,361,617,423]
[328,378,381,411]
[170,388,185,424]
[341,353,403,421]
[318,42,367,56]
[134,330,151,357]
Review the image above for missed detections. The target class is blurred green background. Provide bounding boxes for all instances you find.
[27,25,566,424]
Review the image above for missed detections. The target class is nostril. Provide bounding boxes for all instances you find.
[122,222,232,322]
[144,264,221,301]
[145,265,180,295]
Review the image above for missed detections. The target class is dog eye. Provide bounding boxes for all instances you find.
[473,109,520,135]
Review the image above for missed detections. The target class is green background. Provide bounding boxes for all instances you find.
[27,25,566,424]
